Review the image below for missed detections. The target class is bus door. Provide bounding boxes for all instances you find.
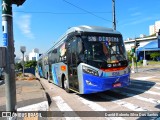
[67,39,79,92]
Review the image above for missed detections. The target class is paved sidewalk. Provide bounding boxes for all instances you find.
[130,64,160,81]
[0,78,49,120]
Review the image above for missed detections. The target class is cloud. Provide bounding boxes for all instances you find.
[131,12,141,17]
[16,14,35,39]
[119,16,158,27]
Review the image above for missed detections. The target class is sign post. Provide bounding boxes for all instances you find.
[158,29,160,48]
[2,0,17,114]
[1,0,26,116]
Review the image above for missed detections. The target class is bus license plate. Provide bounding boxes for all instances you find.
[113,83,121,87]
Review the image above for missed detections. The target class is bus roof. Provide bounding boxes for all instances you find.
[66,25,121,35]
[44,25,122,55]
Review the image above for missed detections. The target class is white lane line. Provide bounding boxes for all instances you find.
[52,96,81,120]
[124,87,160,96]
[130,83,160,90]
[154,86,160,90]
[156,83,160,85]
[133,76,156,80]
[78,97,106,111]
[17,101,48,111]
[98,94,148,111]
[112,90,160,105]
[78,96,125,120]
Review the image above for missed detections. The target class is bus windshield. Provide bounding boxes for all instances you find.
[82,35,127,68]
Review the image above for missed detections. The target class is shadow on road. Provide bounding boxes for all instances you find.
[78,79,156,102]
[0,80,5,85]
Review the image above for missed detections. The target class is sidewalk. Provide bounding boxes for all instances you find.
[130,64,160,81]
[0,75,49,119]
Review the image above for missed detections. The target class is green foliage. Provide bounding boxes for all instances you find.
[139,60,143,64]
[150,52,160,60]
[127,51,136,63]
[15,63,22,71]
[24,60,37,68]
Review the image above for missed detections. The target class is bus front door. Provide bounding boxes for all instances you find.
[67,40,79,92]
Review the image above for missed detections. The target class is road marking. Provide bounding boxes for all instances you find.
[52,96,81,120]
[78,97,107,111]
[77,96,125,120]
[124,87,160,96]
[131,82,160,90]
[154,86,160,90]
[112,89,160,105]
[156,83,160,85]
[133,76,156,80]
[98,94,148,111]
[17,101,48,111]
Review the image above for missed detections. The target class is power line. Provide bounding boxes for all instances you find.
[13,10,111,15]
[0,9,111,15]
[62,0,112,22]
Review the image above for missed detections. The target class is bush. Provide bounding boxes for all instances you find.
[150,52,160,61]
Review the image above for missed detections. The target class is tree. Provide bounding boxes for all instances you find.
[24,60,37,68]
[150,52,160,61]
[15,63,23,71]
[127,50,136,63]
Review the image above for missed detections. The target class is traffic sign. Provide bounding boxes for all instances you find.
[2,0,12,16]
[2,33,8,47]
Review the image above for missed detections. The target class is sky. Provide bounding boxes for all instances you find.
[0,0,160,58]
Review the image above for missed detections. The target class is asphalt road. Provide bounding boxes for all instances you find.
[0,65,159,120]
[38,67,160,120]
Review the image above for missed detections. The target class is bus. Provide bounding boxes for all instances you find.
[37,25,130,94]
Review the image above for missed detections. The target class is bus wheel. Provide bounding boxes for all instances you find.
[63,76,71,93]
[47,73,51,83]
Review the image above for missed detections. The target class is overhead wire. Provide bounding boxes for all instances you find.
[62,0,112,22]
[0,9,111,15]
[12,10,111,15]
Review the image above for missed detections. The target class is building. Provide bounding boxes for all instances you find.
[124,36,160,60]
[29,48,40,61]
[149,25,155,35]
[24,55,29,61]
[149,20,160,35]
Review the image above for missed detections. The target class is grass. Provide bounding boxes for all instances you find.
[130,60,160,68]
[147,61,160,65]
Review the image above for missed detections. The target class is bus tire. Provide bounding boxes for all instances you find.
[63,76,71,93]
[47,73,51,83]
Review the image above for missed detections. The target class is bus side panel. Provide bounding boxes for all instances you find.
[51,62,68,87]
[52,64,59,85]
[44,65,49,79]
[82,73,130,94]
[38,66,44,78]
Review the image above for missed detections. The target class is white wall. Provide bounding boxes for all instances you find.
[29,52,39,61]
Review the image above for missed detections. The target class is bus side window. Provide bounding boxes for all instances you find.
[77,39,83,54]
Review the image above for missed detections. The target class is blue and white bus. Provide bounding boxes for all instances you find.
[38,25,130,94]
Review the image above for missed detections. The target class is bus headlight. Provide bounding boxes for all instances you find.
[82,66,99,76]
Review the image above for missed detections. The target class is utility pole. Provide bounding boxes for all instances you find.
[2,0,17,113]
[1,0,26,115]
[112,0,116,30]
